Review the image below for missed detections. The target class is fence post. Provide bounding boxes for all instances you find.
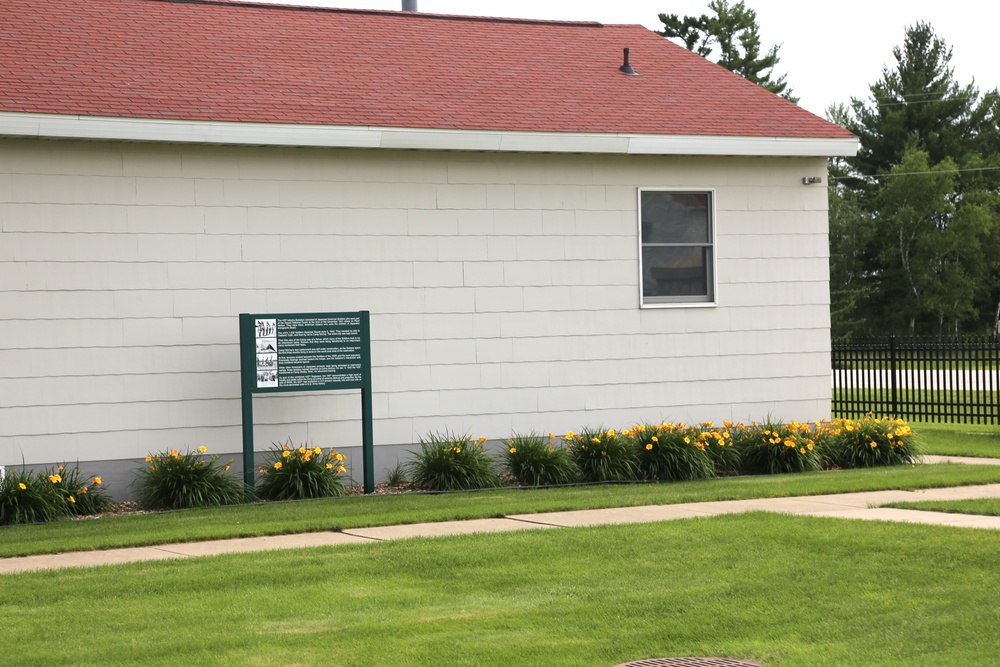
[890,335,898,418]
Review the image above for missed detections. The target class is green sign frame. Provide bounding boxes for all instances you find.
[239,311,374,494]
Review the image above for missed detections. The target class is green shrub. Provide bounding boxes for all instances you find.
[821,416,921,468]
[137,446,245,510]
[736,420,822,475]
[45,464,115,516]
[501,432,578,486]
[568,427,638,483]
[627,422,714,482]
[0,468,66,526]
[256,440,348,500]
[407,432,501,491]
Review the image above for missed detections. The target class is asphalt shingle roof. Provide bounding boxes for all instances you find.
[0,0,854,139]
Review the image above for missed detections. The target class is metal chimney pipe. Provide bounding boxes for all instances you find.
[619,48,637,75]
[402,0,417,10]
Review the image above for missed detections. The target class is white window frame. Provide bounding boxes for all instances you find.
[637,187,718,308]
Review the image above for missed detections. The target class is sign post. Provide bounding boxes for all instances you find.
[239,311,374,494]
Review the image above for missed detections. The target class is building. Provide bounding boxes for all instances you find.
[0,0,858,495]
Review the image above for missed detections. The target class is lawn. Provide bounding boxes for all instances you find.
[2,513,999,666]
[4,463,1000,558]
[914,422,1000,458]
[882,497,1000,516]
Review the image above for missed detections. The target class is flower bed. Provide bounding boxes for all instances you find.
[1,416,920,523]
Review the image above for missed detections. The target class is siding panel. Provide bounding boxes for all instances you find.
[0,140,832,469]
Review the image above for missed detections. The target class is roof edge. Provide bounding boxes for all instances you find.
[156,0,604,27]
[0,112,860,158]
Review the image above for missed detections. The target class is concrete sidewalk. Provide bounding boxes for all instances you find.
[4,456,1000,575]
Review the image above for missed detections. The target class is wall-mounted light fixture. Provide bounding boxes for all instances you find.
[802,176,822,185]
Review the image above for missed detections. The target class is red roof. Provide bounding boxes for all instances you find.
[0,0,853,139]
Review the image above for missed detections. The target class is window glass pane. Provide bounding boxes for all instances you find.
[640,191,710,244]
[642,246,710,298]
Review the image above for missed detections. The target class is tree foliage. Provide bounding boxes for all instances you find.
[659,0,796,101]
[830,23,1000,338]
[848,23,998,179]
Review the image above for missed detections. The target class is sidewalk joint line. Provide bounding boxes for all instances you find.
[503,516,566,528]
[339,531,386,542]
[150,546,194,557]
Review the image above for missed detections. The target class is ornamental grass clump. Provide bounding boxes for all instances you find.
[384,460,408,487]
[736,420,822,475]
[0,468,66,526]
[822,416,921,468]
[137,446,245,510]
[501,432,578,486]
[44,464,114,516]
[407,432,501,491]
[627,422,714,482]
[568,427,638,483]
[256,440,348,501]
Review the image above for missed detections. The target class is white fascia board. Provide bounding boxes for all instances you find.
[499,132,630,153]
[626,134,859,157]
[0,112,859,157]
[379,128,504,151]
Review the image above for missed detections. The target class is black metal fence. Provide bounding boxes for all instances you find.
[832,335,1000,424]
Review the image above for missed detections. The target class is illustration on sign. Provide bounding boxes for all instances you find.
[254,319,278,388]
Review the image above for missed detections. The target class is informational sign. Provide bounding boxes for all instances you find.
[250,314,365,391]
[239,311,374,494]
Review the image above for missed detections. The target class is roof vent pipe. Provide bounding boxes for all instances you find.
[402,0,417,10]
[619,48,639,76]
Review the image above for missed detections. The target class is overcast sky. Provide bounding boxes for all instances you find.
[263,0,1000,119]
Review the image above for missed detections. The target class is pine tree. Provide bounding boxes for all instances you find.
[833,23,1000,336]
[659,0,796,101]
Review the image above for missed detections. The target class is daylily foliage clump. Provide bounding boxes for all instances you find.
[256,440,348,501]
[0,463,111,526]
[408,416,921,491]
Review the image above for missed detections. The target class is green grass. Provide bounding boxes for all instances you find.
[916,422,1000,457]
[3,514,1000,666]
[4,463,1000,558]
[882,498,1000,516]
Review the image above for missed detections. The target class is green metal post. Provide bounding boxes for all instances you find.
[360,311,375,494]
[238,314,257,499]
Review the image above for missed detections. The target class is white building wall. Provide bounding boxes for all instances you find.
[0,138,831,468]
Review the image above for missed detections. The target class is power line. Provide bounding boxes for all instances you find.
[830,166,1000,182]
[841,91,982,109]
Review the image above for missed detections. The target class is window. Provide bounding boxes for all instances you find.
[638,189,716,306]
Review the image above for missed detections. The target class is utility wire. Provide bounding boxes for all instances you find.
[830,165,1000,182]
